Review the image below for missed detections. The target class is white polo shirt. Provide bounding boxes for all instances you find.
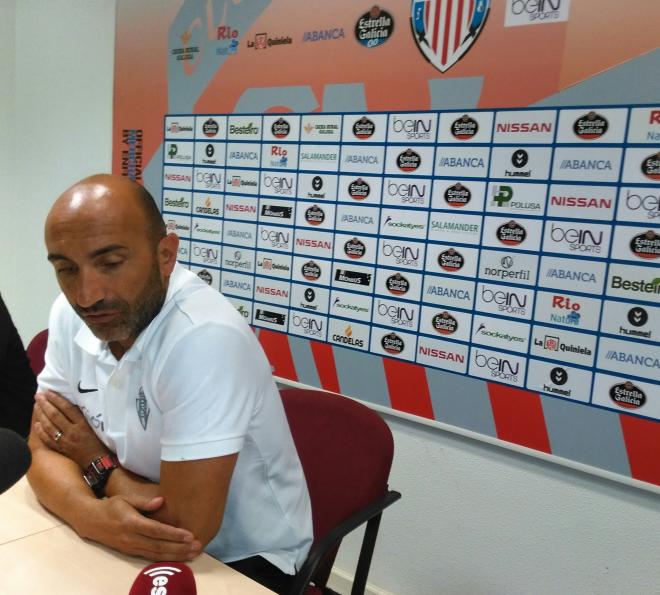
[38,264,312,573]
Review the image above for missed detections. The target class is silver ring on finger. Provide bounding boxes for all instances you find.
[54,430,63,442]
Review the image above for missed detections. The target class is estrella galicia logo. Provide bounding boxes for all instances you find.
[432,311,458,335]
[609,381,646,409]
[202,118,219,137]
[305,204,326,226]
[451,114,479,140]
[496,220,526,245]
[411,0,489,73]
[271,118,290,139]
[386,273,410,295]
[302,260,322,280]
[438,248,464,272]
[381,332,405,354]
[641,152,660,181]
[197,269,213,285]
[397,148,422,172]
[136,386,150,430]
[629,230,660,259]
[573,111,608,140]
[348,178,370,200]
[344,237,367,259]
[443,182,471,208]
[355,5,394,48]
[353,116,376,139]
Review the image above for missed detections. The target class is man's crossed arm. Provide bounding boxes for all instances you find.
[28,390,237,561]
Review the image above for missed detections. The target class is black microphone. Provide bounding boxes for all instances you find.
[0,428,32,495]
[128,562,196,595]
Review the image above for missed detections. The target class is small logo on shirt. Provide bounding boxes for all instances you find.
[136,386,150,430]
[77,381,98,394]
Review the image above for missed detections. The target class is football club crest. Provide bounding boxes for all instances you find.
[411,0,490,73]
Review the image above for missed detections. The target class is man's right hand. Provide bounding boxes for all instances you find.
[79,492,203,561]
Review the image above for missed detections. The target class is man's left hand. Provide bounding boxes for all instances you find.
[33,390,109,468]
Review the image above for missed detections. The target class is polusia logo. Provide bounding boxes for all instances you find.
[136,387,150,430]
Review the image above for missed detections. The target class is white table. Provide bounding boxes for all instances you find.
[0,478,274,594]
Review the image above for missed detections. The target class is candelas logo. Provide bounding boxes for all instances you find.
[573,111,608,140]
[397,148,422,172]
[496,220,526,245]
[333,324,365,347]
[609,381,646,409]
[629,230,660,259]
[353,116,375,139]
[451,114,479,140]
[381,332,405,354]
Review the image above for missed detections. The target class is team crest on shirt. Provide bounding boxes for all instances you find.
[411,0,490,73]
[136,386,150,430]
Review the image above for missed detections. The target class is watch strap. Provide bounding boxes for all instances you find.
[83,453,119,498]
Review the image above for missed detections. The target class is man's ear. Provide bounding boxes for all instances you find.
[157,233,180,277]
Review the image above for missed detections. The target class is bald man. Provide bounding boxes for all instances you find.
[28,174,312,592]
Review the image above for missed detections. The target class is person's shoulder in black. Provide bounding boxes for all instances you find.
[0,295,36,437]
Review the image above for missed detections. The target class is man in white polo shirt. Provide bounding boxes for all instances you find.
[28,174,312,593]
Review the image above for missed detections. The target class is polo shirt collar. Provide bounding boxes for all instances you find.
[73,263,191,361]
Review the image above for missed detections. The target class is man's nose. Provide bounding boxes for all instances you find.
[76,267,105,308]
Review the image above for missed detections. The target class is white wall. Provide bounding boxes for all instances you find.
[0,0,115,343]
[2,3,659,595]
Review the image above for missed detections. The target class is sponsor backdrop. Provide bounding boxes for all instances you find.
[113,0,660,489]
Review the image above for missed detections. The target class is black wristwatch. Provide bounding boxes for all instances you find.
[83,453,119,498]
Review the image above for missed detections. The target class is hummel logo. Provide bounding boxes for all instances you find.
[77,382,98,394]
[627,307,648,327]
[511,149,528,168]
[550,367,568,386]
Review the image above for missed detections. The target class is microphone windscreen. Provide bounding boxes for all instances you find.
[0,428,31,495]
[128,562,196,595]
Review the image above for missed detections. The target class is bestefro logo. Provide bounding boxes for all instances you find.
[355,5,394,48]
[609,381,646,409]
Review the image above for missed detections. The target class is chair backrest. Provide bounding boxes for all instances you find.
[279,388,394,579]
[26,329,48,377]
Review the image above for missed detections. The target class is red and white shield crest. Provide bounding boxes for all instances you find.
[411,0,490,73]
